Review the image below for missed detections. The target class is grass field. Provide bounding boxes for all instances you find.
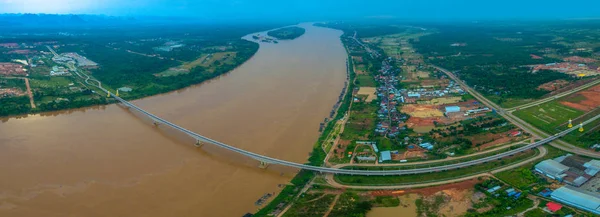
[181,54,210,69]
[354,64,367,74]
[29,77,72,89]
[495,145,567,190]
[561,116,600,148]
[495,168,539,189]
[513,101,584,133]
[489,95,535,108]
[0,78,26,90]
[339,102,377,141]
[364,31,430,59]
[335,149,538,186]
[282,193,336,217]
[356,75,376,87]
[155,52,237,77]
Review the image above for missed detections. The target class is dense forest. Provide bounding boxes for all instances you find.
[0,21,280,117]
[410,24,586,103]
[0,96,31,116]
[267,26,306,40]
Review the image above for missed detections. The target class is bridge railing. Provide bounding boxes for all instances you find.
[107,93,600,175]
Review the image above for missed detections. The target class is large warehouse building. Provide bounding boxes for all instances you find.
[551,186,600,215]
[535,159,569,180]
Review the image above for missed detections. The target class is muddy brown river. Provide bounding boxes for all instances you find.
[0,23,347,217]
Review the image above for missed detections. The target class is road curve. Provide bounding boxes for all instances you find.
[324,146,547,189]
[107,90,599,175]
[331,139,529,169]
[433,65,600,159]
[66,54,600,175]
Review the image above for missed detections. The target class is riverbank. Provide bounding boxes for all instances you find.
[0,24,348,217]
[253,24,356,216]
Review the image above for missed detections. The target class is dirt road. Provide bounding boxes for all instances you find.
[23,78,35,108]
[322,194,341,217]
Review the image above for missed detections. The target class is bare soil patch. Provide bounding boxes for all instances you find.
[559,84,600,111]
[401,104,444,118]
[357,87,377,102]
[537,79,569,91]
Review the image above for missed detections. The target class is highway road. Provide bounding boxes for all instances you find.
[106,90,600,175]
[57,41,599,175]
[324,146,547,189]
[433,65,600,159]
[505,78,600,112]
[331,139,529,169]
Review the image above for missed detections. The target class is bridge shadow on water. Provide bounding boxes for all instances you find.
[120,105,301,178]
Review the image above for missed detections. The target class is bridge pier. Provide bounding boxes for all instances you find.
[194,140,204,147]
[258,161,269,169]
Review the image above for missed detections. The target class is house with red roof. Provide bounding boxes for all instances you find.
[546,202,563,212]
[510,131,522,137]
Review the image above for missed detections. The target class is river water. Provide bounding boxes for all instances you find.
[0,23,347,217]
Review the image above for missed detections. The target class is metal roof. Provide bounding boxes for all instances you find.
[445,106,460,113]
[551,186,600,215]
[535,159,570,177]
[572,176,589,187]
[584,160,600,170]
[380,151,391,161]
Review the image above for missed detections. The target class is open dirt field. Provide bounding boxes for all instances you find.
[422,97,462,105]
[354,64,367,75]
[537,79,570,91]
[0,88,25,97]
[416,71,429,78]
[438,189,474,217]
[566,69,600,77]
[560,84,600,111]
[402,149,427,159]
[406,117,438,128]
[420,79,449,88]
[334,140,351,159]
[401,104,444,118]
[477,136,512,150]
[367,194,418,217]
[0,63,27,76]
[369,178,480,197]
[357,87,377,102]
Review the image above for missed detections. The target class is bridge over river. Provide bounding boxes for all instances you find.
[105,90,600,176]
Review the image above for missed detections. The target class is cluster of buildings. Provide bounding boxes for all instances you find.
[62,52,98,67]
[534,154,600,187]
[418,142,434,150]
[52,52,97,68]
[550,186,600,215]
[531,62,591,73]
[373,58,407,137]
[485,184,522,199]
[404,80,465,100]
[0,43,19,48]
[50,66,70,76]
[534,154,600,215]
[563,56,597,64]
[0,88,24,98]
[0,62,27,76]
[154,41,185,52]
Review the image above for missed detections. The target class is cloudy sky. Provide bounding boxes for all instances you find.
[1,0,599,21]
